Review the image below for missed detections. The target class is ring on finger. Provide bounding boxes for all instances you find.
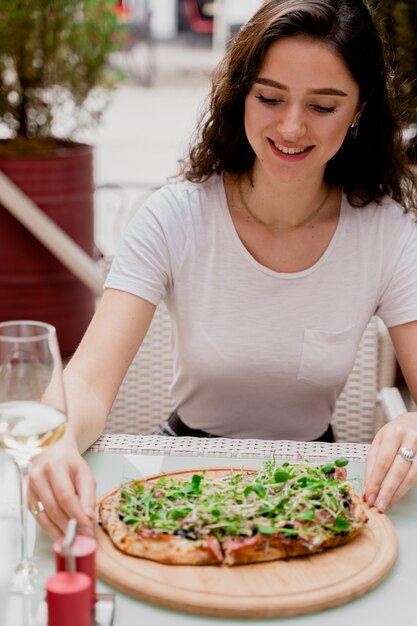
[396,446,416,463]
[30,500,45,517]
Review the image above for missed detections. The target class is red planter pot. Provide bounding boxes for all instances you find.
[0,142,96,357]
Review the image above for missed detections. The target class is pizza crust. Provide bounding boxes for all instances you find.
[99,493,222,565]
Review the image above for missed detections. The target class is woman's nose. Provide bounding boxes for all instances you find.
[276,105,307,139]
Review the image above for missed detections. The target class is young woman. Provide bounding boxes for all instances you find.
[30,0,417,539]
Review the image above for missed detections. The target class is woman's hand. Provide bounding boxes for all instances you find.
[29,435,96,539]
[364,412,417,512]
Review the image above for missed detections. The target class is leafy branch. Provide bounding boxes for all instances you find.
[0,0,123,139]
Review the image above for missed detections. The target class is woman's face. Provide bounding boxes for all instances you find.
[244,36,362,185]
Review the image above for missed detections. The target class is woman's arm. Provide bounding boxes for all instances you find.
[363,319,417,511]
[63,288,156,452]
[29,288,157,538]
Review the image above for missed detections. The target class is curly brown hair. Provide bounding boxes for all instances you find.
[179,0,417,214]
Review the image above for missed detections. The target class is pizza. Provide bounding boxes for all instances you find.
[98,458,368,566]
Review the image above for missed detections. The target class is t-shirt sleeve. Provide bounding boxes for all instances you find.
[376,214,417,327]
[104,185,189,305]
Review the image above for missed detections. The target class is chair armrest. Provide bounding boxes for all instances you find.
[376,318,397,389]
[378,386,407,421]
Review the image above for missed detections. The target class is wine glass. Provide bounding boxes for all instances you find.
[0,321,67,595]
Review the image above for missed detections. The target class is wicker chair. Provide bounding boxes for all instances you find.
[332,317,401,442]
[102,267,404,442]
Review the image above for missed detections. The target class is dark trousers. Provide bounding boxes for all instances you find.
[160,410,335,442]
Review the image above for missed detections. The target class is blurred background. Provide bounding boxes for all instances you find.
[92,0,265,257]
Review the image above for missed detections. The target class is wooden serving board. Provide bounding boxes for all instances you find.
[95,467,398,618]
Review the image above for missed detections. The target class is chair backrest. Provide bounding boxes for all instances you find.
[105,291,396,442]
[332,317,395,442]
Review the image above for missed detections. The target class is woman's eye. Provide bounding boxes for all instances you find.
[312,105,336,114]
[255,94,281,105]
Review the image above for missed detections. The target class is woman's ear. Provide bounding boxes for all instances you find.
[354,101,367,122]
[350,102,366,139]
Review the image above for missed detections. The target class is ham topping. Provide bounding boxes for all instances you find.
[203,534,224,563]
[222,533,264,557]
[334,467,347,480]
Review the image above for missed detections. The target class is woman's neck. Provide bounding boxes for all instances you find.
[242,170,330,229]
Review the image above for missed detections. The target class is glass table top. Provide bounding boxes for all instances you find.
[2,448,416,626]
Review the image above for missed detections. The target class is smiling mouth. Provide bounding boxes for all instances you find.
[272,141,313,155]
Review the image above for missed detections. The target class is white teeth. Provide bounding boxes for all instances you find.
[275,143,308,155]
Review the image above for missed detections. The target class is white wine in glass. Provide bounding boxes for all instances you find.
[0,321,67,594]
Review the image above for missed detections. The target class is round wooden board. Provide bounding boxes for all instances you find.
[96,467,398,618]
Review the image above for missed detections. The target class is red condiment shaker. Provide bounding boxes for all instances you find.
[53,520,97,606]
[46,571,92,626]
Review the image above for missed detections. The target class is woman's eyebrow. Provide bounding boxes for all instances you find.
[254,77,348,97]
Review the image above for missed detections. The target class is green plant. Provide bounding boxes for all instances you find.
[369,0,417,160]
[0,0,121,143]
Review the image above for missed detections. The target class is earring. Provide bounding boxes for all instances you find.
[350,119,359,139]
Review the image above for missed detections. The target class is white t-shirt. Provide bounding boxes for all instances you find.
[105,174,417,440]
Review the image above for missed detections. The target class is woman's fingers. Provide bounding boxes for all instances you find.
[29,441,96,539]
[74,463,97,523]
[363,429,383,505]
[374,453,416,512]
[28,492,63,540]
[29,470,68,535]
[49,459,95,533]
[387,457,417,507]
[363,426,400,507]
[364,414,417,511]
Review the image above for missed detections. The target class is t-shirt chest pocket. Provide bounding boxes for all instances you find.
[297,325,357,387]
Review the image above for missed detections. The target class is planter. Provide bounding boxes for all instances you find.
[0,142,96,357]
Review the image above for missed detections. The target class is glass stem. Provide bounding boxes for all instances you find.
[17,459,31,563]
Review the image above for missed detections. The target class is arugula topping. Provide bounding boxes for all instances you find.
[117,458,361,541]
